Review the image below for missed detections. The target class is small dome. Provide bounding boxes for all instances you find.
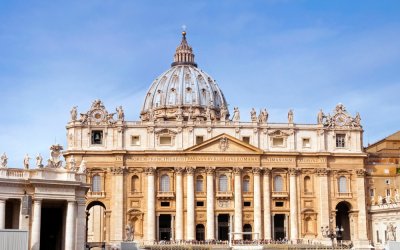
[140,32,229,122]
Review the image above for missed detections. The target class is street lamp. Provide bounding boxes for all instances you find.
[321,225,344,248]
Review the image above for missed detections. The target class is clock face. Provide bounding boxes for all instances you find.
[92,110,104,122]
[335,114,347,126]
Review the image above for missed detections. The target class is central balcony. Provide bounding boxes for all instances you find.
[157,191,175,199]
[272,191,289,199]
[216,191,233,199]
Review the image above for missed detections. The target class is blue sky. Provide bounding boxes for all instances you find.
[0,1,399,167]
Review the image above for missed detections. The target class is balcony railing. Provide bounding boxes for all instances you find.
[243,191,253,197]
[195,192,206,197]
[303,191,314,196]
[87,191,106,198]
[337,192,352,198]
[216,191,233,199]
[157,191,175,199]
[272,191,289,198]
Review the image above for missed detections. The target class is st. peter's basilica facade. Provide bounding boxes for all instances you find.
[64,32,369,247]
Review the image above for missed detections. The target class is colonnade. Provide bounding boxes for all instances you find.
[144,166,300,242]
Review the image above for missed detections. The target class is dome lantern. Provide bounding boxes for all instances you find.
[171,31,197,67]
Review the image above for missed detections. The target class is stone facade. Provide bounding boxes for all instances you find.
[0,145,88,250]
[64,32,370,248]
[365,131,400,249]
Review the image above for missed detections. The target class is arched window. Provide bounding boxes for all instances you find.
[243,224,252,241]
[196,176,204,192]
[219,174,228,192]
[338,176,347,193]
[304,176,312,193]
[92,175,101,192]
[243,175,250,192]
[131,175,140,192]
[274,175,283,192]
[160,174,170,192]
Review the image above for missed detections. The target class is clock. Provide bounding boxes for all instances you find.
[335,114,347,127]
[92,110,105,122]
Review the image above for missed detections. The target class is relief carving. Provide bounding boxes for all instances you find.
[144,167,156,175]
[174,167,185,175]
[232,167,242,175]
[252,167,261,175]
[186,167,196,175]
[205,167,215,175]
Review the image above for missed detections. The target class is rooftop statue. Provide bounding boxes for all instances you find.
[0,153,7,168]
[23,154,30,170]
[70,106,77,121]
[116,106,125,121]
[288,109,294,124]
[258,108,268,124]
[250,108,257,122]
[232,107,240,121]
[47,144,63,168]
[36,153,43,168]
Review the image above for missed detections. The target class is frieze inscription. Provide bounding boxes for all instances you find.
[129,156,259,163]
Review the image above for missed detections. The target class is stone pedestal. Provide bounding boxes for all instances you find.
[121,241,139,250]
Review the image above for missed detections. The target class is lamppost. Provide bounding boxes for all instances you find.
[321,225,344,248]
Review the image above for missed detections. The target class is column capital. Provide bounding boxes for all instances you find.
[110,166,127,175]
[186,167,196,175]
[144,167,156,175]
[205,167,215,175]
[174,167,185,175]
[316,168,330,176]
[262,167,271,176]
[288,168,300,176]
[232,167,242,175]
[354,169,366,177]
[252,167,261,175]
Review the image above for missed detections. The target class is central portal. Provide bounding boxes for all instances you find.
[273,214,286,240]
[159,214,171,241]
[218,214,230,241]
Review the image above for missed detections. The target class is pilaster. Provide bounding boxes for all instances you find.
[110,167,126,242]
[206,167,215,240]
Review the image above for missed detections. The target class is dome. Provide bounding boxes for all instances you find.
[140,32,229,122]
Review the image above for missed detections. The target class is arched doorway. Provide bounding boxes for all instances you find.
[86,201,106,244]
[335,201,351,240]
[196,224,205,241]
[243,224,252,241]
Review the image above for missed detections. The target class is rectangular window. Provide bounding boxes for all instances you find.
[242,136,250,144]
[196,201,204,207]
[160,202,170,207]
[91,130,103,145]
[160,136,172,145]
[272,138,284,147]
[196,136,204,144]
[243,201,251,207]
[370,189,375,197]
[275,201,284,207]
[131,136,140,146]
[302,138,311,148]
[386,189,391,196]
[336,134,346,148]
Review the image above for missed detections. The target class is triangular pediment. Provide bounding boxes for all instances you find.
[184,133,262,154]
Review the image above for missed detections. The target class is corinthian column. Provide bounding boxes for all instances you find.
[65,200,76,250]
[110,167,125,242]
[175,167,184,241]
[233,167,243,240]
[253,167,262,240]
[263,168,271,240]
[145,167,156,243]
[206,167,215,240]
[31,199,42,250]
[0,199,5,229]
[186,167,196,240]
[289,168,298,241]
[317,168,330,240]
[355,169,368,240]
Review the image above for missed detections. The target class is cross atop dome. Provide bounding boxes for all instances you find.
[171,29,198,67]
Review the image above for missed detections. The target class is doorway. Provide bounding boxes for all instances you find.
[274,214,286,240]
[218,214,229,241]
[40,203,64,250]
[159,214,171,241]
[336,202,351,240]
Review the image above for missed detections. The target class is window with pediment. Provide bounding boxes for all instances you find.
[243,175,250,192]
[92,175,101,192]
[219,174,228,192]
[338,176,347,193]
[274,175,283,192]
[160,174,170,192]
